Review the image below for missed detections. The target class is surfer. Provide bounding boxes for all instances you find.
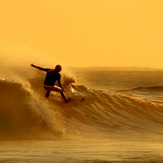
[31,64,70,103]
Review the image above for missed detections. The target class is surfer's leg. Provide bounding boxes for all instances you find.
[60,92,67,103]
[60,92,71,103]
[45,91,51,98]
[44,85,70,102]
[44,85,62,93]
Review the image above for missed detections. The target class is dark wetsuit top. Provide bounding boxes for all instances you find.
[44,69,61,86]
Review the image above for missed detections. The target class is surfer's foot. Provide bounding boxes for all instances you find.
[65,98,71,103]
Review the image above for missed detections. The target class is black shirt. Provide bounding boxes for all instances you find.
[44,69,61,86]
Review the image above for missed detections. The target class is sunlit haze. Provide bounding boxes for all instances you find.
[0,0,163,68]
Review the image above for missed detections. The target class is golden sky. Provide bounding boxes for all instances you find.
[0,0,163,68]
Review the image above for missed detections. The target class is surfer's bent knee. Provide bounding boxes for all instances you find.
[44,85,63,92]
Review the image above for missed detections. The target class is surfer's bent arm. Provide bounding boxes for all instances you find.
[31,64,51,72]
[58,77,64,91]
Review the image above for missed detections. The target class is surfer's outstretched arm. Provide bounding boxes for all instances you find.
[31,64,51,72]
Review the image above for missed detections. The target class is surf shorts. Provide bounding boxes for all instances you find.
[43,85,63,92]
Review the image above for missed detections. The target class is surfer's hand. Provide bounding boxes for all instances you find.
[31,64,34,67]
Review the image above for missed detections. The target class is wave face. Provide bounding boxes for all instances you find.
[1,76,163,140]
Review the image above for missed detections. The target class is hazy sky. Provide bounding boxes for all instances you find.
[0,0,163,68]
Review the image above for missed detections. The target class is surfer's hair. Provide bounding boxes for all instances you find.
[55,65,62,72]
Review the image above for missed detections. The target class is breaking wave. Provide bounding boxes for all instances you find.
[1,76,163,140]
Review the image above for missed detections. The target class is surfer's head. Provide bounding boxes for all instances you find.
[55,65,62,72]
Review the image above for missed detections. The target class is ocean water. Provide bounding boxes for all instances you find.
[1,65,163,162]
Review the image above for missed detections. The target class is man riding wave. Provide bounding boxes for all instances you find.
[31,64,70,103]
